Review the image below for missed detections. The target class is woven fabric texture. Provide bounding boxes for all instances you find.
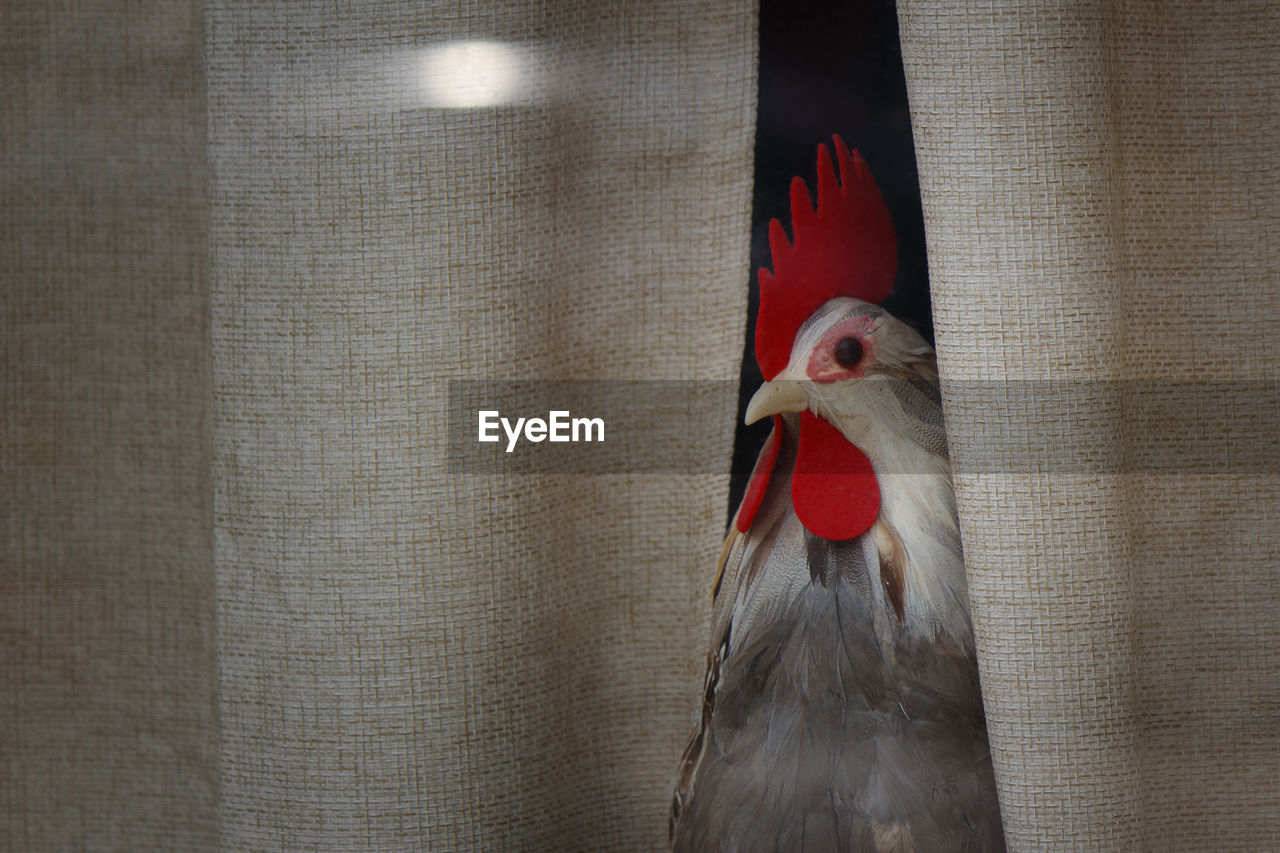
[898,1,1280,849]
[206,1,756,849]
[1,2,217,848]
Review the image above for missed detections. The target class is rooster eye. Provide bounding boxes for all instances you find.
[834,336,863,368]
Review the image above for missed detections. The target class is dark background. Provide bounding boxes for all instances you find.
[727,0,929,521]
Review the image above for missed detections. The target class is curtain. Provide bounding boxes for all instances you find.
[5,1,757,849]
[898,1,1280,850]
[1,2,217,848]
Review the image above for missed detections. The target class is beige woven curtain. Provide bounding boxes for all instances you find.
[5,0,756,849]
[2,2,218,847]
[207,1,756,849]
[898,1,1280,850]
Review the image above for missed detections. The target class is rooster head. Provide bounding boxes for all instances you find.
[737,137,917,542]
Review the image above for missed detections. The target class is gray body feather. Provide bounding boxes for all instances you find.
[671,337,1005,852]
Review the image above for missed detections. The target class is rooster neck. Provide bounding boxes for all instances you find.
[778,373,971,644]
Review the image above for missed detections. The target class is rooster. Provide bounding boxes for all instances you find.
[669,137,1005,852]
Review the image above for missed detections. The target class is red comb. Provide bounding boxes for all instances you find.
[755,136,897,379]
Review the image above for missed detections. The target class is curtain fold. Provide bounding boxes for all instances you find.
[205,1,757,849]
[1,2,217,848]
[898,1,1280,849]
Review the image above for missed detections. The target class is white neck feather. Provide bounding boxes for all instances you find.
[817,376,974,646]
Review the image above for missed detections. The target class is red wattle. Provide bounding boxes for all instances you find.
[736,415,783,533]
[792,410,880,541]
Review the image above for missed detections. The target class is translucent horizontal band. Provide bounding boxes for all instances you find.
[445,380,1280,475]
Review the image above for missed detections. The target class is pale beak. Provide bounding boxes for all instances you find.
[745,380,808,425]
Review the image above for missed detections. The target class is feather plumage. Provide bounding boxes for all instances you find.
[671,144,1003,851]
[671,352,1004,851]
